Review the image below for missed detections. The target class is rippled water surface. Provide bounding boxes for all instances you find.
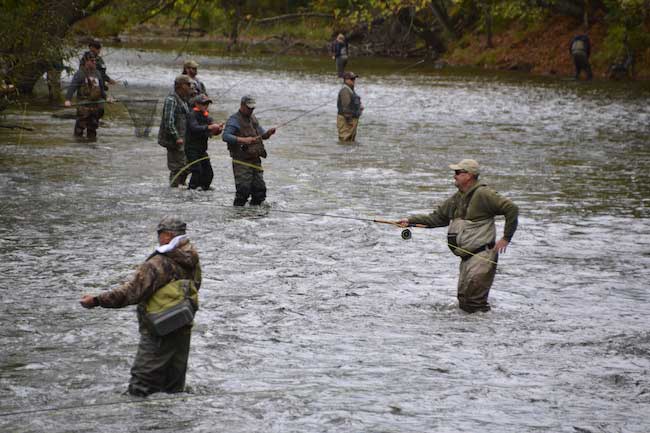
[1,49,649,433]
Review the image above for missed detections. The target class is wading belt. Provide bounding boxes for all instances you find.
[461,241,496,261]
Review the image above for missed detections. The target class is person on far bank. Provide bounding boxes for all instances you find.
[80,216,202,397]
[337,71,363,142]
[570,33,593,81]
[222,95,276,206]
[331,33,349,78]
[182,60,207,97]
[158,75,192,187]
[185,94,223,191]
[64,51,106,140]
[395,159,518,313]
[88,39,116,90]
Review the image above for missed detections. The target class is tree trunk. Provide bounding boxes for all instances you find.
[484,1,493,48]
[430,0,458,41]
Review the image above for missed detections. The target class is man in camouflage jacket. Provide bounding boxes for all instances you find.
[80,216,202,396]
[397,159,518,313]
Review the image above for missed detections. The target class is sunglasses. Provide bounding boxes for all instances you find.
[454,170,468,175]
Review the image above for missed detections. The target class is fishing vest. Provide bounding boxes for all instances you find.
[337,85,362,118]
[230,111,267,162]
[571,39,587,56]
[157,92,190,148]
[138,257,201,336]
[446,185,496,258]
[78,69,103,102]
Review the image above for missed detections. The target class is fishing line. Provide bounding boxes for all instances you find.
[391,58,425,75]
[0,393,204,418]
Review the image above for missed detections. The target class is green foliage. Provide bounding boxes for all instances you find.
[597,0,650,67]
[0,1,75,87]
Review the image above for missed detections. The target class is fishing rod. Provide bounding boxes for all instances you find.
[60,98,119,107]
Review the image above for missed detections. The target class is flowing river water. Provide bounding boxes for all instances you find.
[1,48,649,433]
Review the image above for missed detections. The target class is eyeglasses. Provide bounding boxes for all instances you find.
[454,170,468,175]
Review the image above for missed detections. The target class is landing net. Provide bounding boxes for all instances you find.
[120,99,158,137]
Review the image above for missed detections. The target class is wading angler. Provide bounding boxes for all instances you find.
[80,216,202,396]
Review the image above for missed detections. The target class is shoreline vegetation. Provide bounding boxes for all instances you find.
[1,1,649,109]
[102,11,650,81]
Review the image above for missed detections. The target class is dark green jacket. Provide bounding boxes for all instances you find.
[409,182,519,241]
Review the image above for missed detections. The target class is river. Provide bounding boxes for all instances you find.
[0,47,649,433]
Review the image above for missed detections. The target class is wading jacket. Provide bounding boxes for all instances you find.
[337,85,361,119]
[96,239,202,333]
[186,108,214,156]
[158,92,190,150]
[223,111,268,164]
[409,182,519,253]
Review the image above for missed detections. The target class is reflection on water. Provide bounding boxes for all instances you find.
[1,48,649,432]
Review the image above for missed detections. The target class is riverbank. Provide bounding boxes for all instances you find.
[444,15,650,80]
[114,14,649,81]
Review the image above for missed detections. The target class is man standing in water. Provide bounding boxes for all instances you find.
[64,51,106,140]
[185,93,223,190]
[182,60,207,97]
[222,95,276,206]
[158,75,193,187]
[88,40,116,90]
[396,159,518,313]
[569,33,593,81]
[80,216,202,396]
[331,33,349,78]
[336,72,362,142]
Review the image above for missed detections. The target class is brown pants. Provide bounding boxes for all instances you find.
[337,114,359,141]
[167,146,188,187]
[457,248,498,313]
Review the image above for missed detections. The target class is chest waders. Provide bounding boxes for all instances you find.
[231,112,267,162]
[446,186,497,259]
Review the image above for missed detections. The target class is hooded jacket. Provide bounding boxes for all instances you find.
[97,239,202,332]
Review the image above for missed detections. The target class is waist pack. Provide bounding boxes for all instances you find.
[140,279,199,336]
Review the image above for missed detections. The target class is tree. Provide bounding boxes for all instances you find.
[0,0,113,95]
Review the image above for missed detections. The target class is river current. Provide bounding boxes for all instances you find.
[1,48,649,432]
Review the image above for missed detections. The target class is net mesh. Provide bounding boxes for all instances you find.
[120,99,158,137]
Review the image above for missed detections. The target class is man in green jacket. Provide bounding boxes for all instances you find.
[397,159,518,313]
[80,216,202,396]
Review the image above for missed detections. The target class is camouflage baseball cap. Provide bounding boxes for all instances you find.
[175,75,192,85]
[190,94,212,105]
[241,95,256,109]
[449,159,480,175]
[184,60,199,68]
[157,216,187,234]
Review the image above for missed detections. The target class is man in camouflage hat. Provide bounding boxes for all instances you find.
[80,216,202,396]
[158,75,193,187]
[396,159,519,313]
[182,60,207,97]
[222,95,276,206]
[64,51,106,140]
